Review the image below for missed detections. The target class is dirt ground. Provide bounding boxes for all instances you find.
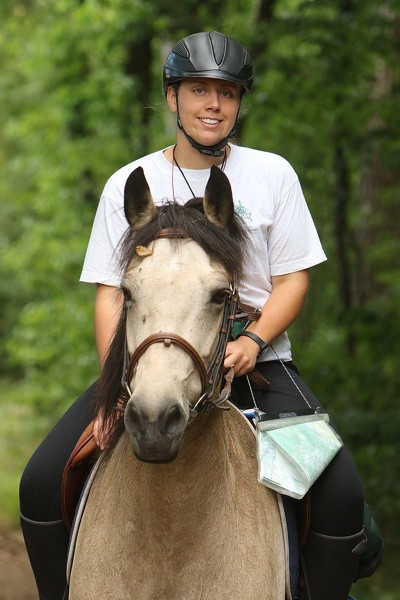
[0,526,37,600]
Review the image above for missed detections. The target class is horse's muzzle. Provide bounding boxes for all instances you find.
[124,398,188,461]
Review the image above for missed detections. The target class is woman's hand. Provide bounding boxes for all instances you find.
[224,270,310,378]
[223,336,259,377]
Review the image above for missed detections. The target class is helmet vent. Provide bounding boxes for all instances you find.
[243,51,252,66]
[209,31,226,66]
[171,39,190,59]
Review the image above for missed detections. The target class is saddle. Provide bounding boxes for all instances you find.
[61,421,99,532]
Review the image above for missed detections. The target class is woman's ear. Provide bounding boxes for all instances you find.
[166,85,178,113]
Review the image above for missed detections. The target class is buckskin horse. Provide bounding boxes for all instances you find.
[68,166,289,599]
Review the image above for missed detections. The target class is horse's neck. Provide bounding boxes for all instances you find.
[106,405,258,526]
[72,405,287,599]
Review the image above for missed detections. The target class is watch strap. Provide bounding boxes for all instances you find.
[238,331,268,356]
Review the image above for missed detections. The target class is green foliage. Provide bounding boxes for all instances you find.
[0,388,51,525]
[1,0,399,594]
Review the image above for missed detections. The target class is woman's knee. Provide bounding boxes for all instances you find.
[310,447,364,536]
[20,454,54,520]
[19,383,97,520]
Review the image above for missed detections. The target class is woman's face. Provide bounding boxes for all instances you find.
[167,78,241,149]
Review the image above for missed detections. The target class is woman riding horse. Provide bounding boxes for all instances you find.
[20,31,373,599]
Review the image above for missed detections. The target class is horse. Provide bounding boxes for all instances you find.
[68,166,289,599]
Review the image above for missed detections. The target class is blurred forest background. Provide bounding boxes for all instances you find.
[1,0,399,597]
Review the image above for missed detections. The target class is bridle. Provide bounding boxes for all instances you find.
[120,229,239,420]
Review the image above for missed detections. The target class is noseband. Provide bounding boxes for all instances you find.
[121,229,238,419]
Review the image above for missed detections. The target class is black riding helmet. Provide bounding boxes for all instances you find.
[163,31,253,94]
[163,31,253,157]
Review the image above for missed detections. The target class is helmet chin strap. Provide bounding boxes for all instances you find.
[175,85,240,158]
[177,117,229,158]
[174,85,240,159]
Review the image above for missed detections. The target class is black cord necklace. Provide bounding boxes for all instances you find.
[172,144,228,200]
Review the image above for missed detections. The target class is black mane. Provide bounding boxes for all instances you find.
[95,198,250,453]
[119,198,249,284]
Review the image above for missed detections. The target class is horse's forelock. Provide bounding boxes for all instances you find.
[119,201,249,284]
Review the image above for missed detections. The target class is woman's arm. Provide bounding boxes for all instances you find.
[224,269,309,376]
[94,283,124,369]
[93,284,124,448]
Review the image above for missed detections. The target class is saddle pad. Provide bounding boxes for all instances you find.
[66,456,103,584]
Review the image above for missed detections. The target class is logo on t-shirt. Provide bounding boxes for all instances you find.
[235,201,253,222]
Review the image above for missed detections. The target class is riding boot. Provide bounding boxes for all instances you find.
[301,528,366,600]
[20,513,69,600]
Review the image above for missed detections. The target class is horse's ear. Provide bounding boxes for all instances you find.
[124,167,156,229]
[203,166,234,230]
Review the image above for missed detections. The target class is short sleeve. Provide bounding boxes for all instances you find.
[268,178,327,276]
[79,194,128,286]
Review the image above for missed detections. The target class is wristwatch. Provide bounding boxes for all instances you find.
[238,331,269,357]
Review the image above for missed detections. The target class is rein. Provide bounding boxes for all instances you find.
[121,228,239,420]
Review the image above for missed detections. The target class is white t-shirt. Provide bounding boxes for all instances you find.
[80,144,327,361]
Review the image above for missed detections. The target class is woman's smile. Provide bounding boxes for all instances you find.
[198,116,223,128]
[168,78,241,148]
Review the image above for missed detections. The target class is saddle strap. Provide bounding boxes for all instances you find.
[61,421,98,532]
[248,368,269,391]
[233,301,269,390]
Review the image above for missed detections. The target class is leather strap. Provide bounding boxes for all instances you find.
[233,302,270,390]
[236,300,261,321]
[154,228,187,239]
[238,331,268,356]
[248,368,269,391]
[126,332,209,393]
[61,421,98,531]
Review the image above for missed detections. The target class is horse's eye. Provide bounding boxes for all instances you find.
[211,289,228,305]
[122,288,133,307]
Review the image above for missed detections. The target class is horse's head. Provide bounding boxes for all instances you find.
[98,166,248,462]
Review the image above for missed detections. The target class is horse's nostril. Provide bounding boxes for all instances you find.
[125,401,186,438]
[125,403,142,434]
[162,405,185,436]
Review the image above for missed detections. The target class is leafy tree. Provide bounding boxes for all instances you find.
[1,0,399,593]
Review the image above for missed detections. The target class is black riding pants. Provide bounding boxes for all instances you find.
[20,362,364,537]
[20,383,97,522]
